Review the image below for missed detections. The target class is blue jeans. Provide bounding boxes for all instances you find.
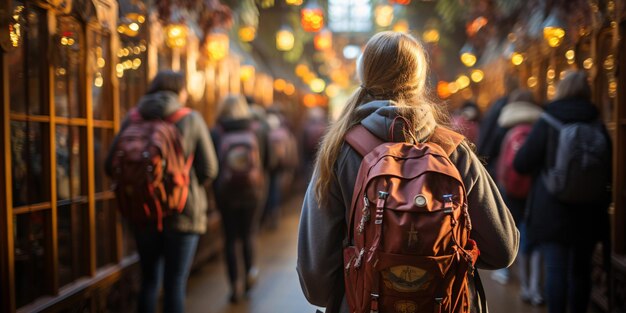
[134,229,199,313]
[542,241,596,313]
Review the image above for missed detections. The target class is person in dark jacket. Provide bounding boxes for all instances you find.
[105,70,219,313]
[476,76,519,176]
[298,31,519,313]
[211,95,268,303]
[513,70,611,313]
[496,89,544,303]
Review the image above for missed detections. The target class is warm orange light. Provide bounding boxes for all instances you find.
[470,69,484,83]
[284,83,296,95]
[303,94,317,107]
[239,25,256,42]
[274,78,287,91]
[295,64,309,77]
[466,16,488,37]
[206,32,229,61]
[165,24,188,48]
[544,26,565,48]
[374,4,394,27]
[460,52,477,67]
[393,20,409,33]
[511,52,524,66]
[286,0,303,5]
[276,27,295,51]
[301,7,324,32]
[389,0,411,4]
[423,29,440,44]
[314,29,332,50]
[437,81,451,99]
[240,65,255,82]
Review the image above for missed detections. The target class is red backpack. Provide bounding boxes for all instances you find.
[111,108,193,231]
[269,126,298,171]
[496,124,532,199]
[215,126,264,205]
[344,125,480,313]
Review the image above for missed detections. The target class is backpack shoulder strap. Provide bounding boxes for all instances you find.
[345,125,384,157]
[166,107,193,123]
[541,112,564,130]
[430,126,465,156]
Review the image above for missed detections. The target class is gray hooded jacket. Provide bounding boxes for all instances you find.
[297,101,519,312]
[105,91,219,234]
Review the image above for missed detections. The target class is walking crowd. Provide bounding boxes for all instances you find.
[103,31,611,313]
[298,32,612,313]
[104,71,327,313]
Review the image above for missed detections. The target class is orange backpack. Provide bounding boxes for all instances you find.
[111,108,193,231]
[344,125,480,313]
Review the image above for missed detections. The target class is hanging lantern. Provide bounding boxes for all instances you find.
[301,2,324,32]
[206,31,229,61]
[165,24,188,48]
[239,25,256,42]
[543,11,566,48]
[459,43,477,67]
[314,28,332,50]
[240,65,255,82]
[390,0,411,5]
[276,26,295,51]
[374,4,394,27]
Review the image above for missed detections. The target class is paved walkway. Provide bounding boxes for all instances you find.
[185,193,551,313]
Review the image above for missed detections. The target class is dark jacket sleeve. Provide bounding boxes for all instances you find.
[451,141,519,269]
[513,119,549,174]
[189,112,218,183]
[297,170,346,308]
[104,116,131,177]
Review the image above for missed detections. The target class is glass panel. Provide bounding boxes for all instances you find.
[9,3,47,115]
[118,39,148,117]
[91,31,112,120]
[14,211,48,307]
[94,128,114,193]
[11,121,49,207]
[54,17,83,118]
[8,1,26,114]
[56,126,87,201]
[58,203,87,286]
[96,200,116,267]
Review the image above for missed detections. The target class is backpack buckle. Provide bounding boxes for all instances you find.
[370,293,379,313]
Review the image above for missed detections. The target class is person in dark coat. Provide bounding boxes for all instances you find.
[105,70,219,313]
[476,77,519,176]
[496,89,544,304]
[211,95,269,303]
[513,71,611,313]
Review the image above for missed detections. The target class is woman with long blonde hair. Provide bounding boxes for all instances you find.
[297,31,518,312]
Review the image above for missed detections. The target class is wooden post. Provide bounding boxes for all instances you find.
[1,31,16,313]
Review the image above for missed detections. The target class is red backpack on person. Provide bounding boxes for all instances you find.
[344,125,481,313]
[214,125,264,206]
[496,124,533,199]
[110,108,193,231]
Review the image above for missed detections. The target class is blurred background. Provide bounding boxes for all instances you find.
[0,0,625,312]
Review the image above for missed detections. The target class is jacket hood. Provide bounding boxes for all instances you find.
[497,101,543,128]
[137,91,182,119]
[545,97,599,123]
[356,100,436,143]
